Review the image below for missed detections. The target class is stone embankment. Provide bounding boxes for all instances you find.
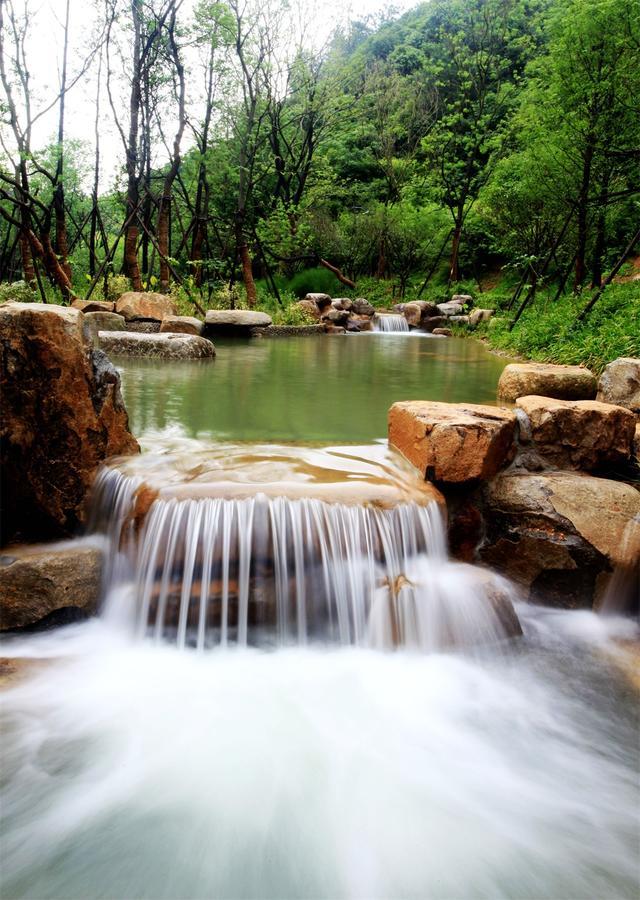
[389,358,640,610]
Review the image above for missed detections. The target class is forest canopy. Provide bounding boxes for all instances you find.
[0,0,638,358]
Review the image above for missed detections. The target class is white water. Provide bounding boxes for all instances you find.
[88,465,517,652]
[0,608,638,899]
[373,313,410,332]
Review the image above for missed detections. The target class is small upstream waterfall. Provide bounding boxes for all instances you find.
[90,466,518,651]
[373,313,409,332]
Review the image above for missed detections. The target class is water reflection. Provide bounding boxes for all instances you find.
[117,334,510,442]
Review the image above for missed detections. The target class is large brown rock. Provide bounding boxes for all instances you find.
[596,357,640,414]
[115,291,178,322]
[160,315,204,336]
[302,293,332,311]
[0,543,103,630]
[322,308,350,325]
[99,331,215,359]
[403,301,439,327]
[0,303,139,542]
[516,395,636,470]
[480,471,640,607]
[83,311,126,347]
[351,298,375,317]
[498,363,597,402]
[71,299,115,313]
[389,401,517,483]
[295,299,322,321]
[422,316,449,332]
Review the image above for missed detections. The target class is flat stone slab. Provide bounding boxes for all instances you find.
[516,395,636,470]
[389,401,517,483]
[99,331,215,359]
[160,315,203,336]
[498,363,597,401]
[0,542,102,630]
[597,357,640,414]
[205,309,272,331]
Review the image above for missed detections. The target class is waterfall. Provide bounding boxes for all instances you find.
[90,464,521,651]
[373,314,410,333]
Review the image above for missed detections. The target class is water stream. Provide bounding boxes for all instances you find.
[373,313,410,332]
[1,334,638,899]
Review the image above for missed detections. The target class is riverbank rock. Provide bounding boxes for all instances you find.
[0,543,102,630]
[325,325,346,334]
[0,303,139,542]
[480,472,640,607]
[423,316,449,332]
[322,308,350,325]
[295,299,322,320]
[84,312,127,347]
[515,396,636,470]
[432,327,452,337]
[204,309,272,335]
[451,294,473,306]
[160,315,203,336]
[469,308,494,327]
[71,299,115,313]
[498,362,597,402]
[115,291,178,322]
[596,357,640,414]
[437,302,464,317]
[402,301,439,327]
[302,293,332,311]
[389,401,517,483]
[351,298,375,317]
[99,331,215,359]
[634,424,640,460]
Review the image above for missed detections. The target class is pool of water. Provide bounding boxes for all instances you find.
[116,334,509,442]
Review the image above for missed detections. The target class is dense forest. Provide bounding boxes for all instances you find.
[0,0,638,367]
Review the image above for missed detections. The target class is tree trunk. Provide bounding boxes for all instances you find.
[448,207,464,284]
[122,0,142,291]
[236,219,257,307]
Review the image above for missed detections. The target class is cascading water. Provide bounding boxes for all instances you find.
[373,313,410,332]
[89,446,520,652]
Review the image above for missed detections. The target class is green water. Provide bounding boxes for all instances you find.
[116,334,510,443]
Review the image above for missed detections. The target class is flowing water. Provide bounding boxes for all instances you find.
[373,313,410,332]
[1,333,639,899]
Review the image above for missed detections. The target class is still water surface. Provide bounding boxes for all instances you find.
[117,334,509,442]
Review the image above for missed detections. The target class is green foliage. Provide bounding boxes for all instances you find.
[476,282,640,373]
[285,268,342,298]
[0,281,37,303]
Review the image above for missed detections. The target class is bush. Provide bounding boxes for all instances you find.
[0,281,38,303]
[285,267,342,298]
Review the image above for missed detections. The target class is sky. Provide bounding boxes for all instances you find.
[5,0,419,190]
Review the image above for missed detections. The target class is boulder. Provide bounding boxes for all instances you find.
[83,311,127,347]
[204,309,272,334]
[99,331,215,359]
[389,401,517,483]
[432,327,452,337]
[351,298,375,317]
[451,294,473,306]
[325,325,346,334]
[469,308,494,328]
[295,299,322,321]
[403,301,439,327]
[515,395,636,470]
[480,472,640,607]
[422,316,449,332]
[331,298,353,311]
[322,308,350,325]
[302,292,332,311]
[160,315,204,336]
[634,423,640,461]
[0,543,102,630]
[71,299,115,313]
[115,291,178,322]
[449,315,470,325]
[351,315,373,332]
[596,357,640,414]
[0,303,139,542]
[345,320,362,332]
[437,302,464,317]
[498,363,597,402]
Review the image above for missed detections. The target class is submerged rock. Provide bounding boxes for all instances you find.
[498,362,597,402]
[596,357,640,414]
[389,401,517,483]
[99,331,215,359]
[480,471,640,607]
[0,303,138,542]
[515,395,636,470]
[0,543,102,630]
[115,291,178,322]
